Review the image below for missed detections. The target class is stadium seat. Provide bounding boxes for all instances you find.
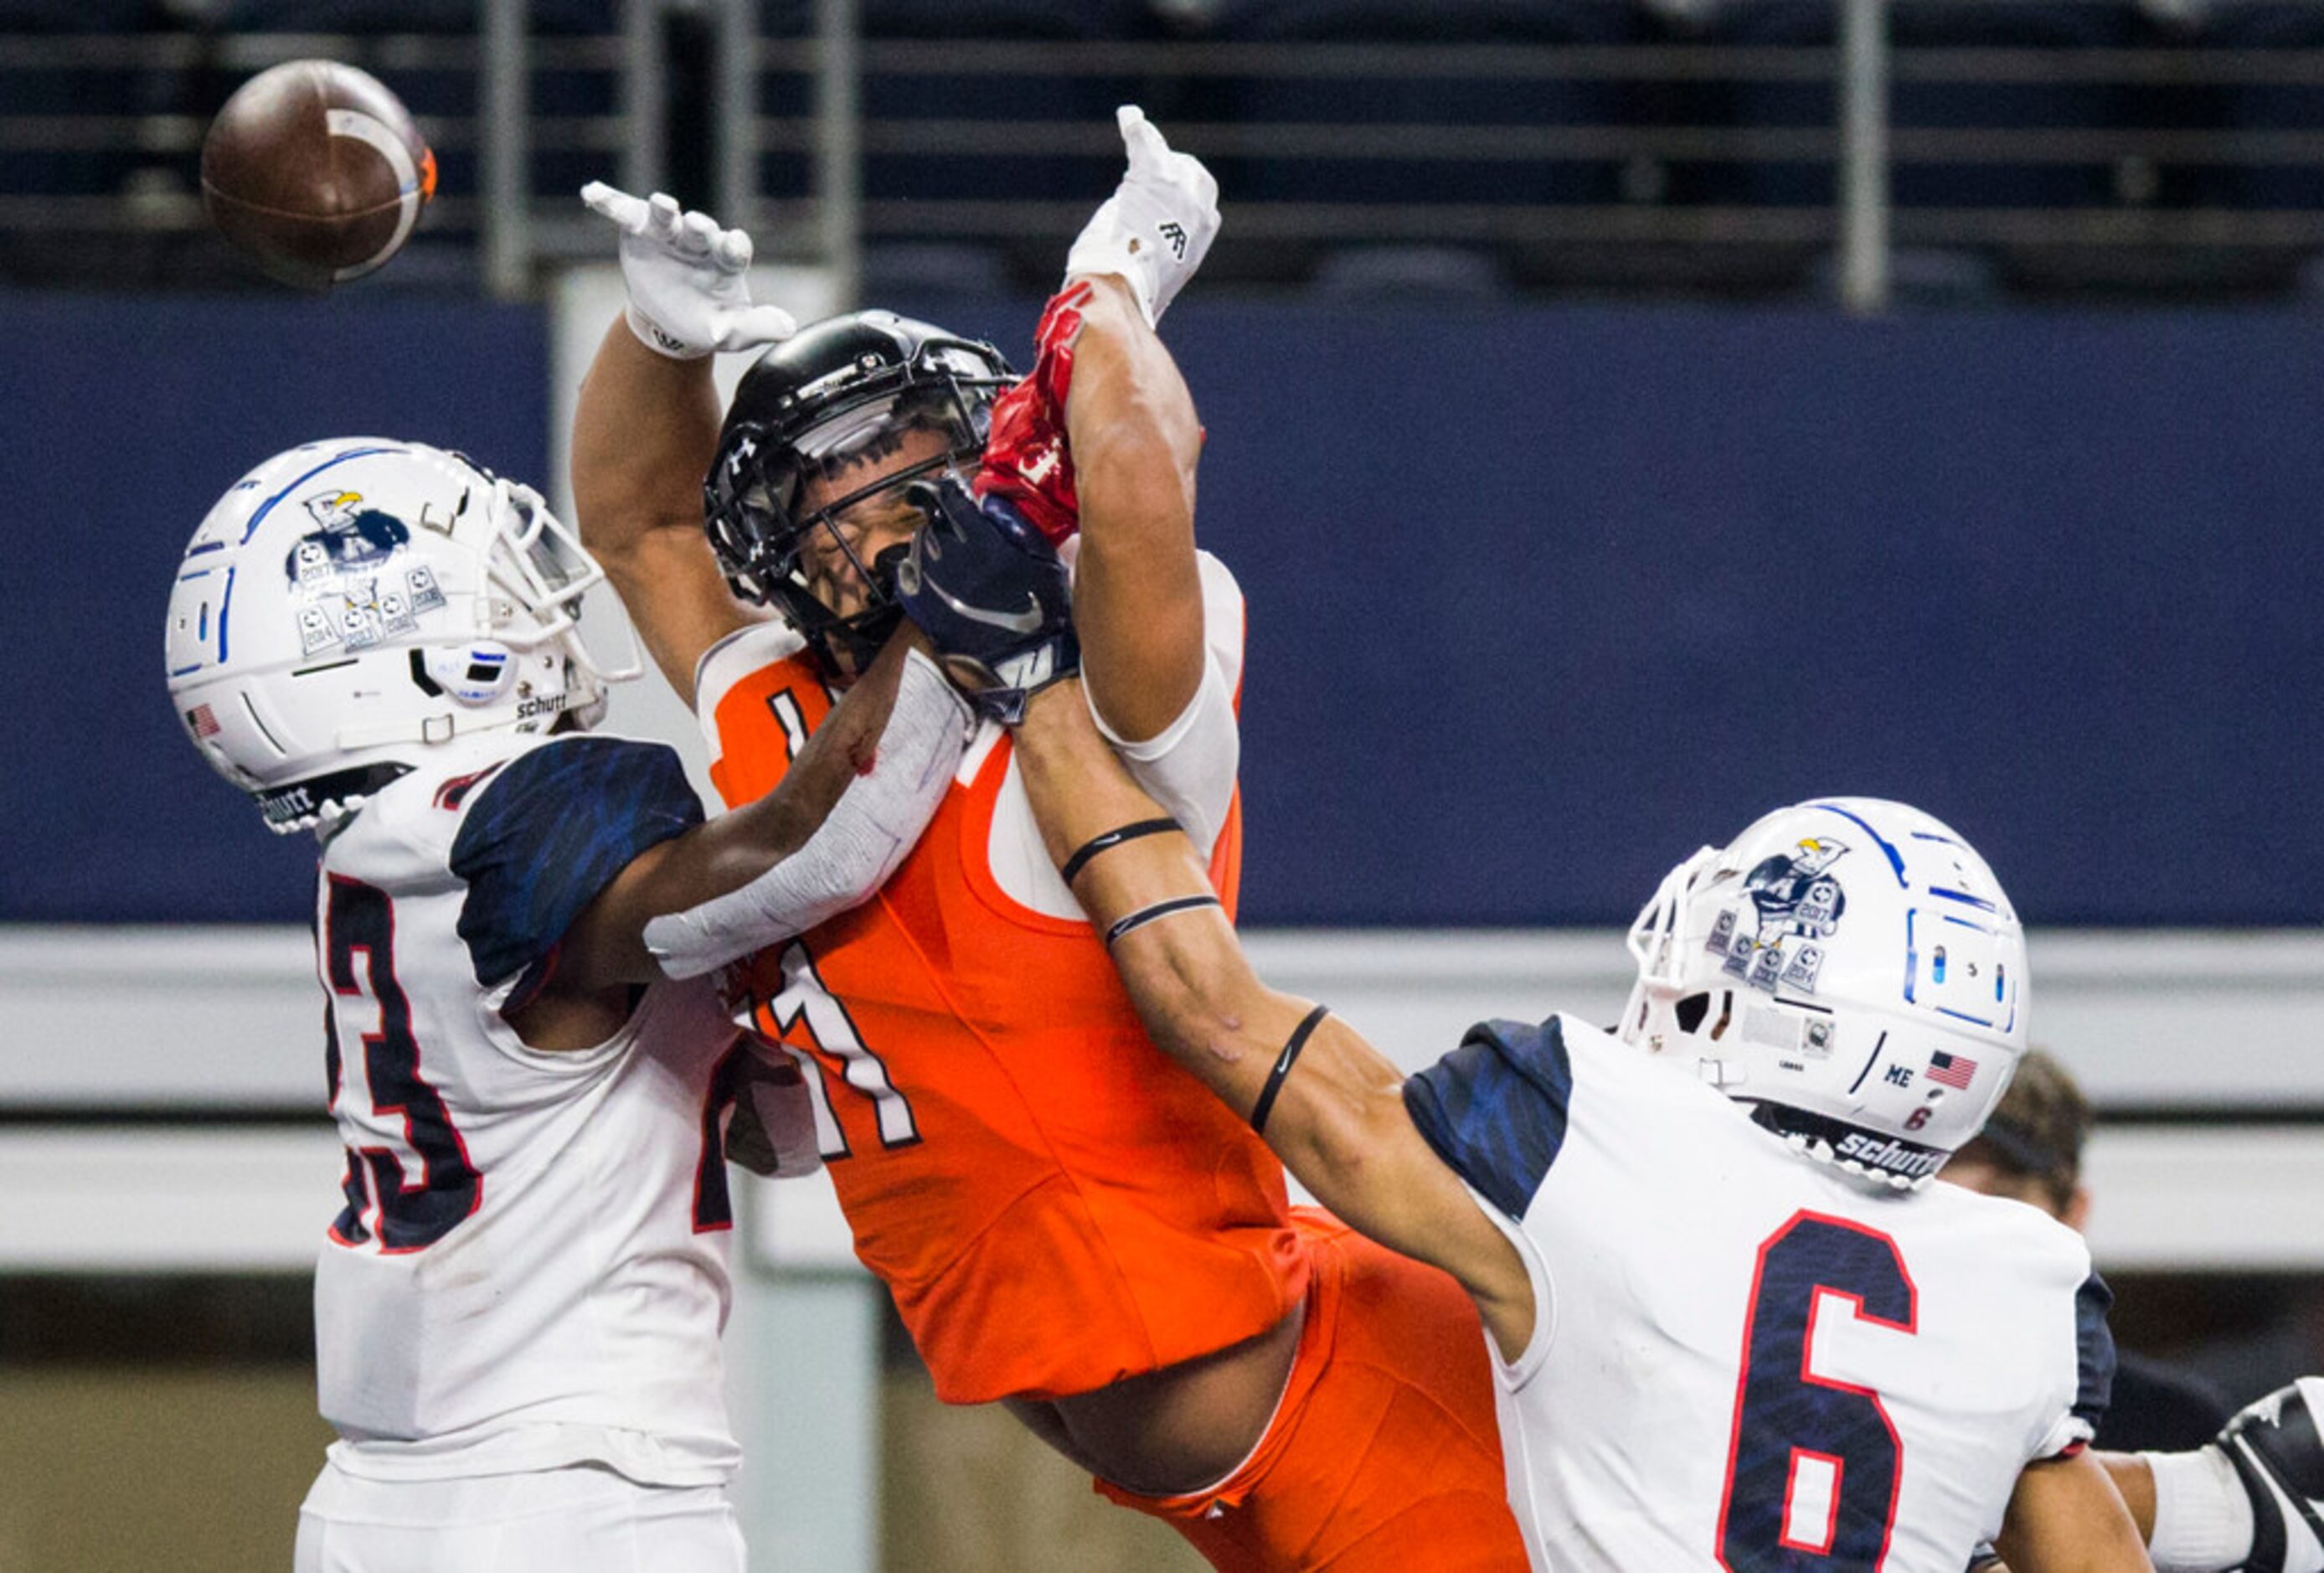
[0,1,175,209]
[858,240,1013,299]
[1703,0,2135,213]
[2203,1,2324,214]
[1311,243,1508,299]
[851,0,1155,214]
[1209,0,1636,212]
[0,0,147,23]
[1197,0,1644,291]
[1889,0,2136,212]
[859,0,1152,39]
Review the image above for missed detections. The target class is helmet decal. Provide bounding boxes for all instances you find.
[283,493,448,658]
[1706,837,1850,997]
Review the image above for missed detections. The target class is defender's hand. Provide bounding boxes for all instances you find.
[895,477,1079,725]
[580,182,797,359]
[1063,106,1219,329]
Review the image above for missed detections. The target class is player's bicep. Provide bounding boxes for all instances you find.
[1074,456,1208,743]
[1095,552,1243,853]
[1993,1449,2155,1573]
[1065,282,1209,744]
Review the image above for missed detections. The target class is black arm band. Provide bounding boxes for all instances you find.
[1249,1004,1331,1138]
[1103,894,1220,947]
[1061,817,1183,885]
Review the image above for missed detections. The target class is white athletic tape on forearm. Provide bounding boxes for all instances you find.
[645,651,969,978]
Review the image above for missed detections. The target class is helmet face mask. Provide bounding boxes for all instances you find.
[1619,797,2028,1191]
[706,312,1013,675]
[166,440,635,833]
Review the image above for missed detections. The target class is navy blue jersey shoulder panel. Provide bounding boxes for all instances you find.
[1402,1015,1575,1223]
[450,736,704,993]
[2072,1270,2118,1435]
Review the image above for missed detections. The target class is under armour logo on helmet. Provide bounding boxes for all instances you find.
[1157,222,1188,260]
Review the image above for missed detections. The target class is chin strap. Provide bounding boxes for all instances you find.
[1748,1102,1942,1192]
[254,761,414,834]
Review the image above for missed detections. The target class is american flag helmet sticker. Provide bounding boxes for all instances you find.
[1928,1050,1978,1089]
[187,704,222,739]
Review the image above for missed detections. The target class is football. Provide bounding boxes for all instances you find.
[200,59,436,291]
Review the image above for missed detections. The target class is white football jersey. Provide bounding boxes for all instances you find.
[311,729,745,1488]
[1404,1016,2112,1573]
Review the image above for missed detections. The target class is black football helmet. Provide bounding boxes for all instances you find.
[705,310,1014,674]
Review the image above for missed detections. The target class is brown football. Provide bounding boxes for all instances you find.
[201,59,436,291]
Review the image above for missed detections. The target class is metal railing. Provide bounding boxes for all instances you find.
[5,0,2324,306]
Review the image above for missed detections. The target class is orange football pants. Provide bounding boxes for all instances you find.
[1098,1209,1528,1571]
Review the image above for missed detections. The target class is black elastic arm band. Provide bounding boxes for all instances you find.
[1060,817,1183,886]
[1249,1004,1331,1138]
[1104,894,1221,947]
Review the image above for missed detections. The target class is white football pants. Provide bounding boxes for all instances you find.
[293,1459,745,1573]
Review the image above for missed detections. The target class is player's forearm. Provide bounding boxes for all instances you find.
[683,626,920,882]
[566,632,961,987]
[1064,274,1203,489]
[1012,683,1527,1323]
[1011,683,1275,1112]
[573,317,723,565]
[571,317,757,702]
[1092,871,1529,1330]
[1060,276,1208,743]
[1997,1452,2157,1573]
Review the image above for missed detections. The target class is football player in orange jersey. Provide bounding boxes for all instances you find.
[572,111,1524,1570]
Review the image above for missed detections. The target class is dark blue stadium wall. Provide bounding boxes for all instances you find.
[1,291,549,924]
[4,289,2316,926]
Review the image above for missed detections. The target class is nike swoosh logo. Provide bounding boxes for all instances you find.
[926,577,1044,634]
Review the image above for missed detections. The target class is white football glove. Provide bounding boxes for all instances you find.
[1063,106,1220,329]
[580,181,797,360]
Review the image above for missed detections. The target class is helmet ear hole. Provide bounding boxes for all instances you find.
[1674,993,1711,1034]
[420,642,518,707]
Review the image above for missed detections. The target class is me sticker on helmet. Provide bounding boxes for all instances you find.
[284,490,447,656]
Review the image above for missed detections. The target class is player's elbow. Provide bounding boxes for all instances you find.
[1119,937,1268,1088]
[1286,1077,1409,1204]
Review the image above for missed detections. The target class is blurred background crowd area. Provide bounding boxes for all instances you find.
[17,0,2324,305]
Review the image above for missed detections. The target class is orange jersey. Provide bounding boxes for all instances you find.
[698,616,1304,1405]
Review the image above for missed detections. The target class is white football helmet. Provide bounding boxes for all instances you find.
[1621,797,2028,1190]
[164,439,636,833]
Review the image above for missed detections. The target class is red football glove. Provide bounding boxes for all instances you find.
[974,282,1090,544]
